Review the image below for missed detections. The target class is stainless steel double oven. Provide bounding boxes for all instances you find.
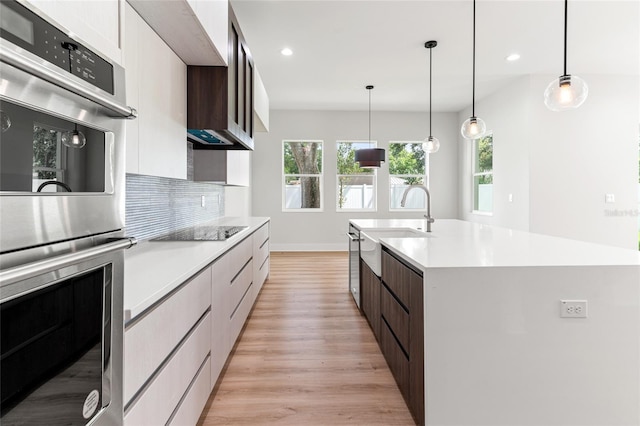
[0,1,136,424]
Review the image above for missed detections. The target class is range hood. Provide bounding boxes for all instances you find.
[187,128,254,150]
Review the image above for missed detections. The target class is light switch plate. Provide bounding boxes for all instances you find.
[605,194,615,203]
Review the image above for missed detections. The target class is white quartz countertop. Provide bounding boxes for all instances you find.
[124,217,269,324]
[350,219,640,270]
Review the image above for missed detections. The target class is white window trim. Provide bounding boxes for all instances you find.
[388,141,430,212]
[471,133,493,215]
[336,140,377,212]
[282,140,324,212]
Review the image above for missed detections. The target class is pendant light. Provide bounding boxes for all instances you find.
[62,124,86,149]
[543,0,588,111]
[423,40,439,154]
[460,0,486,140]
[355,85,385,168]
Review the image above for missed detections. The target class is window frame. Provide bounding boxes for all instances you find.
[388,140,429,212]
[282,140,324,212]
[336,140,377,213]
[471,132,494,215]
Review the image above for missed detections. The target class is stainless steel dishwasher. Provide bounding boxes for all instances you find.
[347,224,361,309]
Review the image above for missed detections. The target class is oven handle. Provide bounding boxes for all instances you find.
[0,46,138,119]
[0,237,137,287]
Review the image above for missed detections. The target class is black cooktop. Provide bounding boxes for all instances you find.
[153,225,248,242]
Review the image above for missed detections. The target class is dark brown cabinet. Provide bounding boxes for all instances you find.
[360,259,381,340]
[380,248,424,426]
[187,5,254,150]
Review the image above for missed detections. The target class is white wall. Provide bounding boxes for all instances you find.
[251,110,459,250]
[458,76,531,231]
[425,264,640,425]
[459,74,639,250]
[528,74,639,250]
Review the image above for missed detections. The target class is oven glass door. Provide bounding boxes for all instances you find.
[0,263,112,425]
[0,98,111,194]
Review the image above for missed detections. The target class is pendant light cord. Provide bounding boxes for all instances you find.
[429,46,433,137]
[563,0,568,76]
[472,0,476,117]
[368,88,372,146]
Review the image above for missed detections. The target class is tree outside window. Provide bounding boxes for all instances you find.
[337,141,375,211]
[33,124,65,191]
[283,141,323,210]
[389,142,427,209]
[472,133,493,212]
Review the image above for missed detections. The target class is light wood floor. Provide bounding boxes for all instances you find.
[197,251,415,425]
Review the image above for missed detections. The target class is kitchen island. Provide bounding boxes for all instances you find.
[350,219,640,426]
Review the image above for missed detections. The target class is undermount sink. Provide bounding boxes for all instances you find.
[360,228,429,276]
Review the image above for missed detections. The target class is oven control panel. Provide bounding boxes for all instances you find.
[0,0,114,94]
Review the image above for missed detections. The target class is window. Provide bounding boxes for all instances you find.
[472,133,493,213]
[282,140,323,211]
[389,141,428,210]
[336,141,376,211]
[33,123,65,192]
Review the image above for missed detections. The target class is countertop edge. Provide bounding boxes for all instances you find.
[124,217,269,325]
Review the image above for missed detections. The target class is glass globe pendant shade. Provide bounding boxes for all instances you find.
[62,129,86,149]
[460,116,486,139]
[0,110,11,132]
[544,74,588,111]
[423,136,440,154]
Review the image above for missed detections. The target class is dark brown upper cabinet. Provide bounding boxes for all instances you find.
[187,5,254,150]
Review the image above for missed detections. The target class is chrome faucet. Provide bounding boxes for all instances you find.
[400,185,434,232]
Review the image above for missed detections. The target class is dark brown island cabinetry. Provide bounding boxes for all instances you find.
[379,247,424,426]
[187,6,254,150]
[360,259,381,340]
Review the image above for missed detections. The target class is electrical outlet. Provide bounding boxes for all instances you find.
[605,194,615,203]
[560,300,588,318]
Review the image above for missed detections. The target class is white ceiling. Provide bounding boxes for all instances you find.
[231,0,639,112]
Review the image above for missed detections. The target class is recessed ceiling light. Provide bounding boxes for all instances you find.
[506,53,521,62]
[281,47,293,56]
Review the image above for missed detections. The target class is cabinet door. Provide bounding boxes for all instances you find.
[380,249,424,426]
[210,255,230,389]
[360,260,380,340]
[124,4,187,179]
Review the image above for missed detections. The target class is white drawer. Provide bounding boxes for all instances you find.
[228,280,254,349]
[228,259,253,316]
[228,236,252,276]
[253,223,269,249]
[167,356,211,426]
[125,312,211,426]
[254,237,269,270]
[124,267,211,404]
[256,256,269,291]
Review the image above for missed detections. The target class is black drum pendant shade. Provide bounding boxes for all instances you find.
[355,148,385,168]
[355,85,385,169]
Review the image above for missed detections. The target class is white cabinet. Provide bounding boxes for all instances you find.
[26,0,122,64]
[193,150,251,186]
[127,0,227,66]
[210,234,256,388]
[253,222,270,293]
[124,4,187,180]
[124,266,211,425]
